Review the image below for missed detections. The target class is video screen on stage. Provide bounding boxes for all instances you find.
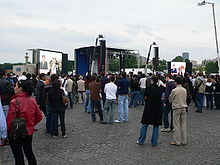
[39,50,62,74]
[170,62,186,76]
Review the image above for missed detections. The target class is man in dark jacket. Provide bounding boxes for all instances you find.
[43,74,59,134]
[161,74,175,132]
[35,73,46,115]
[100,73,109,105]
[0,67,15,117]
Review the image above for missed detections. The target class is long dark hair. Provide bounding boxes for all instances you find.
[52,79,61,90]
[152,76,159,85]
[17,80,33,96]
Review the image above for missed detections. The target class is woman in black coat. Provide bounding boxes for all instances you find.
[48,79,67,138]
[137,76,162,147]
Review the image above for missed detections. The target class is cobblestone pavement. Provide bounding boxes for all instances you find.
[1,103,220,165]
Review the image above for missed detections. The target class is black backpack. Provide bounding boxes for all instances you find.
[10,99,27,139]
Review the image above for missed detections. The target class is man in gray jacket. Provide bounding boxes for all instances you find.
[194,72,206,113]
[169,77,187,146]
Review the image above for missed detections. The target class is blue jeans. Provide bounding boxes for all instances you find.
[138,124,159,146]
[163,106,173,130]
[196,93,204,111]
[51,107,66,136]
[129,91,139,107]
[90,100,103,121]
[84,90,91,112]
[46,105,52,134]
[118,95,129,121]
[68,92,73,108]
[140,88,145,105]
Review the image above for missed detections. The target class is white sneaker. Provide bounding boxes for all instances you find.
[136,141,144,146]
[114,120,123,123]
[52,136,58,139]
[62,134,67,138]
[161,128,171,132]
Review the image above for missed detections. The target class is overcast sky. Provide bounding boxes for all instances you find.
[0,0,220,64]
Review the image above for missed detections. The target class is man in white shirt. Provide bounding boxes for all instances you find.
[77,76,85,104]
[102,76,117,124]
[139,74,147,105]
[18,72,27,81]
[65,75,74,109]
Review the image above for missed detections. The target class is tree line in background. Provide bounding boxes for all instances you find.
[0,61,75,72]
[109,56,168,72]
[0,57,218,74]
[109,55,219,74]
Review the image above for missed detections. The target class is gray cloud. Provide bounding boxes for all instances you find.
[0,0,219,64]
[126,24,154,36]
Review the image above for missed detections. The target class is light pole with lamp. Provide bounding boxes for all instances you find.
[198,1,220,74]
[145,42,157,75]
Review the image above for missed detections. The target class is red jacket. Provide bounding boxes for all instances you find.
[7,92,43,135]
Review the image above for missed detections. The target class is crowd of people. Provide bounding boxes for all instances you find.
[1,66,220,164]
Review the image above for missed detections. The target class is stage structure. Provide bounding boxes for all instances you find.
[74,46,136,75]
[28,48,68,75]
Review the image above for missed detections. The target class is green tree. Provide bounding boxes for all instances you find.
[0,63,24,70]
[205,61,218,74]
[185,59,190,63]
[172,56,184,62]
[157,65,167,71]
[109,58,119,72]
[193,65,204,73]
[147,65,152,69]
[159,59,167,65]
[124,55,137,68]
[67,60,74,71]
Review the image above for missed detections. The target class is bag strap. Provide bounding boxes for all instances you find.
[197,80,203,88]
[13,99,22,118]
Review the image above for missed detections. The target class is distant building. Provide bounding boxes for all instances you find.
[182,52,189,60]
[13,64,36,76]
[12,53,37,76]
[202,58,217,65]
[191,60,198,67]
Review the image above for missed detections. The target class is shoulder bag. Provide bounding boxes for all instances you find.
[10,99,27,139]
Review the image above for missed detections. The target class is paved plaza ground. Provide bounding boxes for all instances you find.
[1,103,220,165]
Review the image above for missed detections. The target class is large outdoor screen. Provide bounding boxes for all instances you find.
[170,62,186,76]
[39,50,62,74]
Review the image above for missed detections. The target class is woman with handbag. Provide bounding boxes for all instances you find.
[6,80,42,165]
[48,79,67,138]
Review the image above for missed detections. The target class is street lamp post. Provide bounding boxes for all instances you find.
[145,42,157,75]
[198,1,220,74]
